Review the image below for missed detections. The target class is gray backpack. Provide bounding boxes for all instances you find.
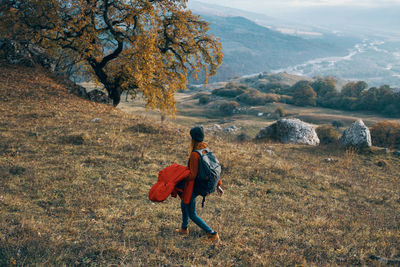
[193,148,222,207]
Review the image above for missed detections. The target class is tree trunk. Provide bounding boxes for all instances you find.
[109,86,121,107]
[89,60,121,106]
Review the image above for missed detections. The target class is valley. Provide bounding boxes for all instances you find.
[272,39,400,88]
[119,90,393,139]
[189,1,400,88]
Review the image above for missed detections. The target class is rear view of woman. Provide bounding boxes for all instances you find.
[175,126,224,242]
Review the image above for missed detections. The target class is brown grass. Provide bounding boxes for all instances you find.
[0,62,399,266]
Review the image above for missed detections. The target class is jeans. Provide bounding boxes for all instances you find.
[181,195,213,233]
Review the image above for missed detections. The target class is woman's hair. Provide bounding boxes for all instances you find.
[190,126,204,142]
[189,126,204,158]
[188,139,196,158]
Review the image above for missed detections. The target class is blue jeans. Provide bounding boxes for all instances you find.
[181,195,213,233]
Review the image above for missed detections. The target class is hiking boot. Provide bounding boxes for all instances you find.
[207,231,220,242]
[175,228,189,236]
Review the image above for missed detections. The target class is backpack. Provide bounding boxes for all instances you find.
[193,148,222,207]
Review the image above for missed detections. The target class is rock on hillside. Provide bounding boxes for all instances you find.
[0,39,55,71]
[256,118,320,146]
[0,61,114,119]
[0,39,114,104]
[340,119,372,148]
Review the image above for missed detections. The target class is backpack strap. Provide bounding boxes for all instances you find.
[194,148,211,208]
[189,148,210,166]
[194,148,210,156]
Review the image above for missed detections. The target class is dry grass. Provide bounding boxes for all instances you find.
[0,62,399,266]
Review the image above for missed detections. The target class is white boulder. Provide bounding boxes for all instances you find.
[256,118,320,146]
[224,125,240,133]
[205,124,223,132]
[340,119,372,148]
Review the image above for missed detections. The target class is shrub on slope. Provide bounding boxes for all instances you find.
[236,89,280,106]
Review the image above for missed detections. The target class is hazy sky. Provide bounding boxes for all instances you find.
[194,0,400,13]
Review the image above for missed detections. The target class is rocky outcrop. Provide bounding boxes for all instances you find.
[340,119,372,148]
[0,39,55,71]
[324,158,338,163]
[224,125,240,133]
[256,118,320,146]
[0,38,91,100]
[52,76,90,100]
[206,124,223,132]
[87,89,112,104]
[69,83,89,100]
[205,124,240,133]
[0,38,114,105]
[393,151,400,157]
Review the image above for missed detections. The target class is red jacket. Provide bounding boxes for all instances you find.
[149,143,222,204]
[149,164,190,202]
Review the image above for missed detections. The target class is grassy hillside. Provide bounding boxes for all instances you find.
[1,63,399,265]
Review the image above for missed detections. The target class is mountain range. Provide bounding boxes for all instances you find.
[188,2,359,83]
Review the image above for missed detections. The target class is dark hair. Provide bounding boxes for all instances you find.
[190,126,204,142]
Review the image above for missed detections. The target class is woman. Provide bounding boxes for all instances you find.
[175,126,224,242]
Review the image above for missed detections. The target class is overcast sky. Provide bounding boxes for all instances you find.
[193,0,400,13]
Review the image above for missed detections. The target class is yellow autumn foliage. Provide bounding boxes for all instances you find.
[0,0,223,113]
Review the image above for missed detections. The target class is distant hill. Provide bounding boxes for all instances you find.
[188,0,328,37]
[190,15,356,83]
[188,2,400,88]
[234,72,349,91]
[189,1,400,39]
[279,6,400,39]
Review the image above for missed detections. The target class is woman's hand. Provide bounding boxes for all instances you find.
[217,186,224,196]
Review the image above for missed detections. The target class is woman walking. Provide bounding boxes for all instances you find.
[175,126,224,241]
